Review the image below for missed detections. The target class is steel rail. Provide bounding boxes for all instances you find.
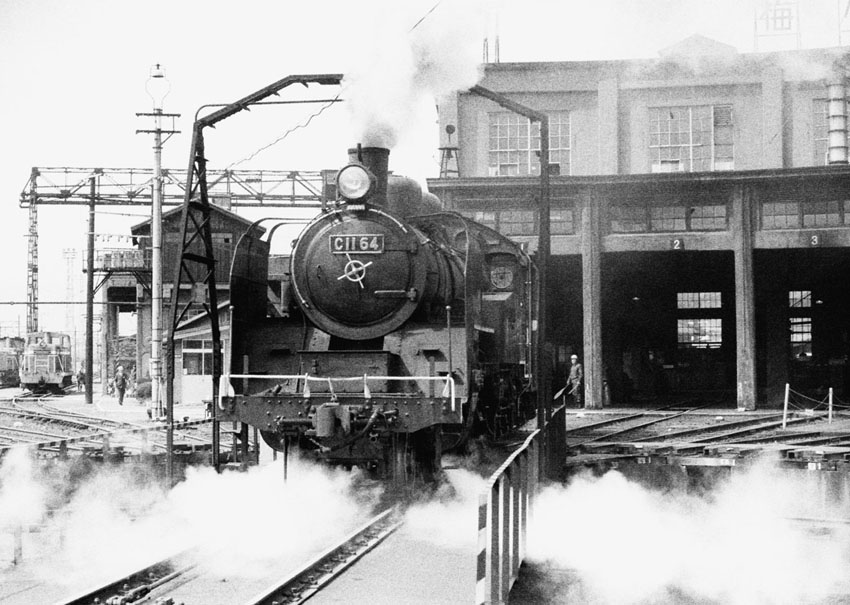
[246,507,401,605]
[55,548,198,605]
[627,413,786,443]
[688,414,826,444]
[570,405,711,447]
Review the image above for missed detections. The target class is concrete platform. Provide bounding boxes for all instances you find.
[309,528,476,605]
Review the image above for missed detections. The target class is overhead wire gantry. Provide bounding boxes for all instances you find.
[19,165,329,333]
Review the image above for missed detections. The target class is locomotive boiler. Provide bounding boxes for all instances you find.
[219,146,537,481]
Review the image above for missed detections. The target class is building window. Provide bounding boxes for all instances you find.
[649,105,733,173]
[677,292,722,310]
[650,206,687,231]
[771,6,794,30]
[610,205,648,233]
[611,202,728,233]
[790,317,812,358]
[763,200,849,229]
[802,200,841,228]
[677,318,723,349]
[788,290,812,359]
[499,210,536,236]
[182,339,213,375]
[813,99,850,166]
[488,111,570,177]
[789,290,811,308]
[551,207,575,235]
[762,202,800,229]
[689,204,727,230]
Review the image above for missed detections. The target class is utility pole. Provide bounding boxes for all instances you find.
[86,176,96,403]
[63,249,78,367]
[137,64,179,419]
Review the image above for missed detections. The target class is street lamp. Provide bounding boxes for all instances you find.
[146,63,171,111]
[137,64,179,419]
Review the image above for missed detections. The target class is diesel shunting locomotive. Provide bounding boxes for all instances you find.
[0,337,24,387]
[19,331,73,393]
[219,146,537,481]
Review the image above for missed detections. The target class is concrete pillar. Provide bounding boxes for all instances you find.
[101,290,115,393]
[136,287,145,380]
[597,77,620,175]
[581,192,604,408]
[763,277,790,406]
[732,185,757,409]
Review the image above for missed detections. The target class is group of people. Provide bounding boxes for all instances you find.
[75,364,130,405]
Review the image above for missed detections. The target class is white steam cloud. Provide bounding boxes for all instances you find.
[403,468,488,550]
[527,461,850,604]
[0,451,381,591]
[342,0,491,149]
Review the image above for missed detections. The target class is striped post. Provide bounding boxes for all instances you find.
[489,480,501,602]
[510,464,521,584]
[500,473,511,598]
[476,493,489,604]
[782,383,790,429]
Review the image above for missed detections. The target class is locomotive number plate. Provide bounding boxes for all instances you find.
[329,234,385,254]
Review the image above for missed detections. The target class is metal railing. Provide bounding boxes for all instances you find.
[474,403,566,604]
[475,428,540,605]
[222,373,458,412]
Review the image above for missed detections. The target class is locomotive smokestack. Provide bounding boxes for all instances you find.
[349,146,389,207]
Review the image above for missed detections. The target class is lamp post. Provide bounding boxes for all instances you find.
[137,64,179,419]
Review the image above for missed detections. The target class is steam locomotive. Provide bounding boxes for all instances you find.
[220,146,537,481]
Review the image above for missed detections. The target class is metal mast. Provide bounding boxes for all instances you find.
[26,175,38,333]
[165,73,343,484]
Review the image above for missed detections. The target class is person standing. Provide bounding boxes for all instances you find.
[568,354,583,407]
[114,365,127,406]
[76,367,85,392]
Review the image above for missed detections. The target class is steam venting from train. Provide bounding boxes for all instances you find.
[342,1,491,148]
[0,451,381,586]
[527,462,850,603]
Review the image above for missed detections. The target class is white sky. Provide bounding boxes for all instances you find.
[0,0,846,334]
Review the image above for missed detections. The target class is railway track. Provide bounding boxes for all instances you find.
[0,400,214,458]
[53,507,401,605]
[566,408,850,449]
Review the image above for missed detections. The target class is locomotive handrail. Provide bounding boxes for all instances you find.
[222,373,457,412]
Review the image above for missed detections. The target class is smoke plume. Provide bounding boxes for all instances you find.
[342,0,491,149]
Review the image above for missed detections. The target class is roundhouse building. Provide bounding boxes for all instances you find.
[429,36,850,410]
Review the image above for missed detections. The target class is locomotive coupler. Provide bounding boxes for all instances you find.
[315,402,352,438]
